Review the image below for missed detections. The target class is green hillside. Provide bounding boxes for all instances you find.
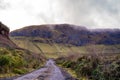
[11,36,120,59]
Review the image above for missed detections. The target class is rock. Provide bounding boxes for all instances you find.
[0,22,17,48]
[0,22,9,39]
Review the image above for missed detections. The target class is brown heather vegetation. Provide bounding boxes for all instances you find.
[56,53,120,80]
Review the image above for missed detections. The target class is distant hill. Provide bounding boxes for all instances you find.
[10,24,120,46]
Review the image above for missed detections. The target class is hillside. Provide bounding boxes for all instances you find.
[10,24,120,59]
[0,22,45,78]
[10,24,120,46]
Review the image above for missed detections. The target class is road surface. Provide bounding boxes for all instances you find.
[14,59,76,80]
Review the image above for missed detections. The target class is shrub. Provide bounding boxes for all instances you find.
[0,55,13,73]
[13,68,27,74]
[0,47,44,77]
[56,54,120,80]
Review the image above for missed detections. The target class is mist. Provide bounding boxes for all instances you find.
[0,0,120,31]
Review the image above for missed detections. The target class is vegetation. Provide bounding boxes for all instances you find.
[0,47,44,78]
[9,36,120,79]
[1,22,120,79]
[56,53,120,80]
[10,36,120,58]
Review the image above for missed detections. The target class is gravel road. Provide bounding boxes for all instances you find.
[14,59,76,80]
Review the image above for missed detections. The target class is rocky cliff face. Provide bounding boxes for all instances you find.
[0,22,9,38]
[0,22,17,48]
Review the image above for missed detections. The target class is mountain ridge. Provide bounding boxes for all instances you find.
[10,24,120,46]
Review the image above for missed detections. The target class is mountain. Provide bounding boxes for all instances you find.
[10,24,120,46]
[0,22,18,48]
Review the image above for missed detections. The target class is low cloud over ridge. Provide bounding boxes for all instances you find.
[0,0,120,31]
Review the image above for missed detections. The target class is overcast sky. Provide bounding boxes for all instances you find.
[0,0,120,31]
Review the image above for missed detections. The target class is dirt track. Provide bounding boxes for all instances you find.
[14,59,76,80]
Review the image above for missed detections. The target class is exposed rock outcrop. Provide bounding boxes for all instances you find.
[0,22,9,38]
[0,22,17,48]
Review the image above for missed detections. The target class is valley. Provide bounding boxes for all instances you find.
[0,22,120,80]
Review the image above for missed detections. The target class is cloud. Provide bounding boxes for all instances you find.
[0,0,10,9]
[56,0,120,28]
[0,0,120,31]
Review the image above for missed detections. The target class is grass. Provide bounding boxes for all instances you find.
[10,36,120,59]
[0,73,16,78]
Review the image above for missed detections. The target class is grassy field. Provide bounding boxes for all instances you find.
[11,36,120,59]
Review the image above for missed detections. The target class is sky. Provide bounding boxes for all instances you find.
[0,0,120,31]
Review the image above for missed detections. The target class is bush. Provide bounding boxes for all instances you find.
[0,47,43,77]
[0,55,14,73]
[56,54,120,80]
[0,55,12,67]
[13,68,27,74]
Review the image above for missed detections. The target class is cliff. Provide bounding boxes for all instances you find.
[0,22,17,48]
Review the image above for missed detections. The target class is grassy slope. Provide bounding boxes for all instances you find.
[11,36,120,59]
[10,37,89,59]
